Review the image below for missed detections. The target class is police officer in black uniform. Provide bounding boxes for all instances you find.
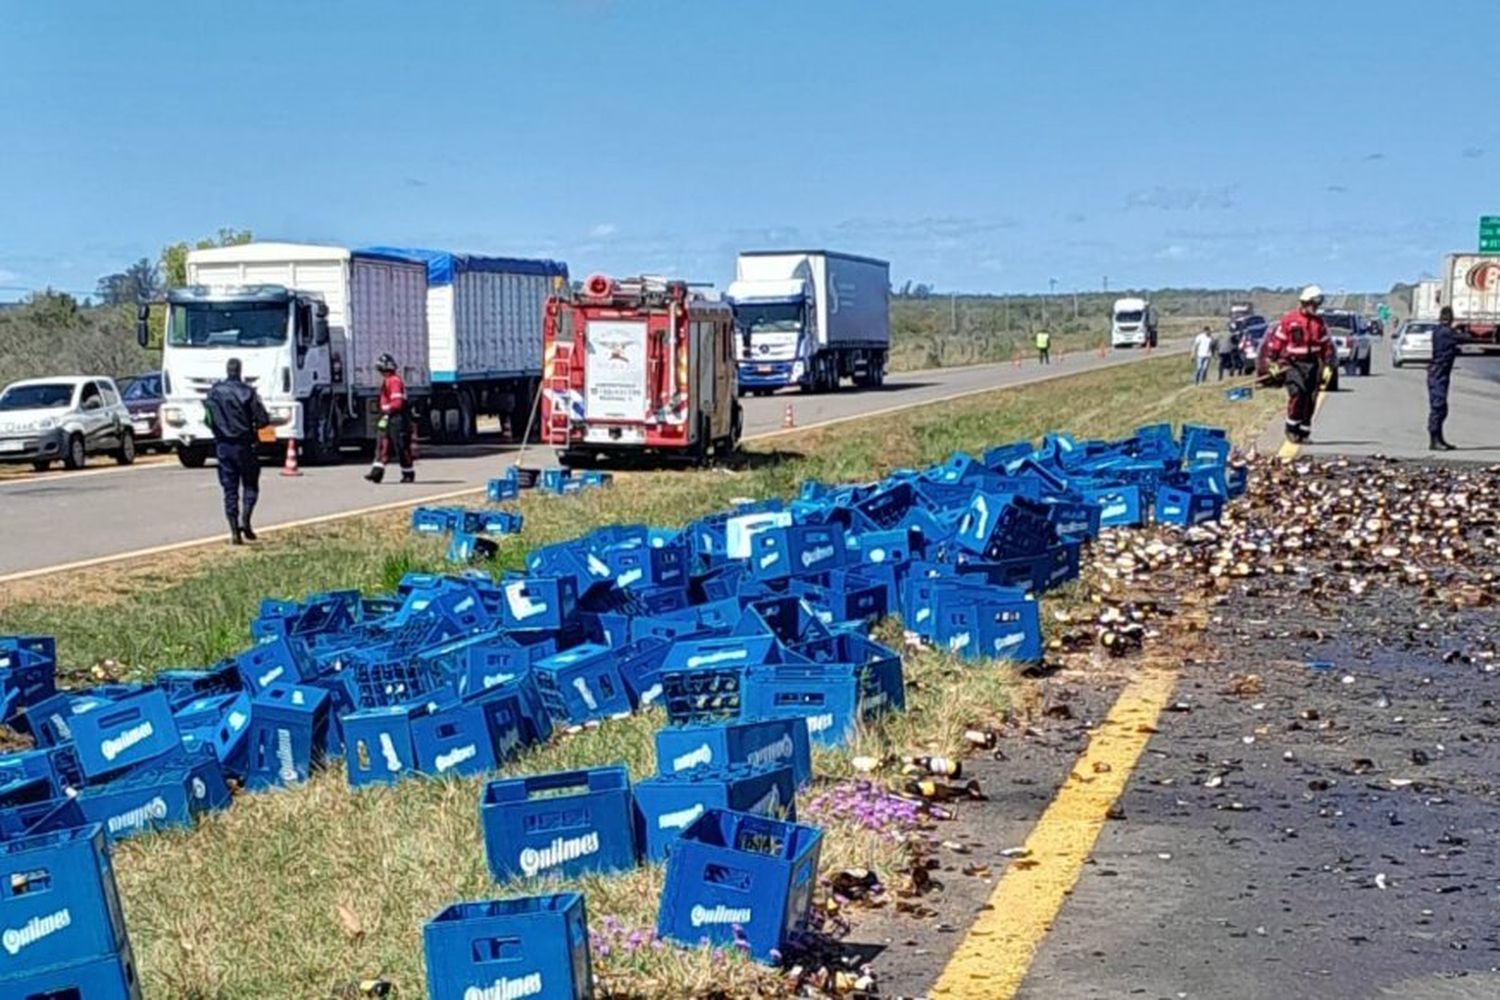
[1428,306,1464,452]
[204,358,271,544]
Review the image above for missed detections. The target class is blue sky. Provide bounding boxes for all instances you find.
[2,0,1495,300]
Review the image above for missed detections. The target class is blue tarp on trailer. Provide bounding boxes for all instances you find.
[359,247,568,287]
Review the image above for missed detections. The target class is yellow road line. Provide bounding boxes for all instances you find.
[929,666,1179,999]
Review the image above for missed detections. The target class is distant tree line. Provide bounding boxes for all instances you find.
[1,228,253,387]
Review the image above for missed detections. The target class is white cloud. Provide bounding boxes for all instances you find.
[589,223,617,238]
[0,269,18,284]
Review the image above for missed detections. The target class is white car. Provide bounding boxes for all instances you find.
[0,376,137,471]
[1391,320,1435,367]
[1322,310,1373,376]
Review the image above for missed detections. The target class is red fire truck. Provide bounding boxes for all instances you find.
[541,274,743,466]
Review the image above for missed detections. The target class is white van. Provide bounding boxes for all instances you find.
[1111,298,1158,348]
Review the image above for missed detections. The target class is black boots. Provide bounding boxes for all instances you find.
[400,470,415,484]
[1430,435,1456,452]
[241,521,257,542]
[228,519,243,546]
[365,466,385,483]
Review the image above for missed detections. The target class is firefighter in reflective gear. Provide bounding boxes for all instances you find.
[1263,285,1334,443]
[365,353,414,483]
[1035,329,1052,365]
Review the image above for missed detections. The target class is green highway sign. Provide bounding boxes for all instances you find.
[1482,215,1500,252]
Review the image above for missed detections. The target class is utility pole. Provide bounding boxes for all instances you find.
[1047,278,1057,327]
[1072,289,1079,320]
[950,293,957,338]
[1103,275,1109,293]
[1004,295,1010,332]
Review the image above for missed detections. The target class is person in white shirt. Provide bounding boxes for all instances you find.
[1191,326,1214,384]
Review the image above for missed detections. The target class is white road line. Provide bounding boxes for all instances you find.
[1,348,1177,585]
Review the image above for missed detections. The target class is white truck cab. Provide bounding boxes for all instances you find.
[1110,297,1158,349]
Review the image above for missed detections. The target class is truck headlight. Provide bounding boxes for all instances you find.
[268,405,294,425]
[792,362,805,379]
[162,406,187,427]
[37,417,57,431]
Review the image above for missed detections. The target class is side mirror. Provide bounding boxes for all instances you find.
[314,317,330,346]
[136,304,150,348]
[315,302,329,319]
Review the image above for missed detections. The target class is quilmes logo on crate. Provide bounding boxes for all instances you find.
[2,907,72,956]
[805,712,835,737]
[746,733,797,770]
[657,802,705,830]
[107,795,169,835]
[671,743,714,771]
[434,743,479,774]
[690,903,753,928]
[518,833,601,877]
[99,720,155,762]
[463,973,545,1000]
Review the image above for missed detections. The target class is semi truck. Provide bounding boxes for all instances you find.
[362,248,567,443]
[1436,253,1500,351]
[1110,297,1158,349]
[140,243,430,466]
[1411,278,1441,322]
[541,274,742,466]
[726,250,890,394]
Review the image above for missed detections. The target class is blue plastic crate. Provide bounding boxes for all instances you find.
[411,699,509,778]
[743,640,905,747]
[1154,486,1224,526]
[750,524,847,581]
[78,751,230,842]
[0,824,130,975]
[505,465,542,490]
[0,638,57,725]
[604,542,688,591]
[3,943,142,998]
[486,477,520,503]
[532,644,633,725]
[655,717,812,788]
[1044,540,1084,591]
[411,506,458,535]
[342,702,433,788]
[233,635,310,695]
[424,893,592,1000]
[0,797,85,846]
[173,691,252,775]
[156,664,243,709]
[24,690,116,749]
[932,590,1043,662]
[480,765,638,882]
[499,576,578,632]
[724,508,792,561]
[950,552,1050,594]
[634,764,796,861]
[1044,497,1103,541]
[69,690,181,783]
[1226,464,1249,499]
[657,809,822,963]
[243,684,330,789]
[1224,385,1254,401]
[1077,483,1144,528]
[448,531,499,563]
[466,674,553,749]
[580,470,613,489]
[541,467,571,492]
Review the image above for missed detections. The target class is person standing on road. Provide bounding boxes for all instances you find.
[1192,326,1214,384]
[1427,306,1465,451]
[1263,285,1334,443]
[1035,328,1052,365]
[204,357,270,545]
[1215,325,1237,381]
[365,353,415,484]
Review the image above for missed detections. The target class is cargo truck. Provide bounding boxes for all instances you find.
[1436,253,1500,351]
[1411,278,1441,321]
[362,248,568,443]
[1110,297,1158,349]
[139,242,429,467]
[726,250,890,394]
[541,274,742,466]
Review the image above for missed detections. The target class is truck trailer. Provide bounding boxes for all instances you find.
[541,274,742,466]
[1110,297,1158,349]
[362,248,567,443]
[727,250,890,394]
[1437,253,1500,351]
[142,242,430,466]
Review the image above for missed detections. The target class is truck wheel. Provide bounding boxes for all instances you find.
[177,443,210,468]
[114,431,136,466]
[1360,356,1371,376]
[63,434,87,470]
[456,392,476,444]
[305,397,341,465]
[31,460,50,472]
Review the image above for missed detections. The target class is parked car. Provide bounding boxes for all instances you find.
[0,376,137,471]
[1255,321,1342,391]
[119,372,166,451]
[1322,310,1372,377]
[1391,319,1436,367]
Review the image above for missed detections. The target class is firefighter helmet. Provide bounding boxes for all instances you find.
[1298,285,1325,305]
[376,353,398,373]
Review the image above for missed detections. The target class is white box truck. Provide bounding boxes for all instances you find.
[726,250,890,393]
[139,242,429,466]
[1110,297,1158,349]
[1411,278,1442,321]
[1438,253,1500,350]
[362,249,568,442]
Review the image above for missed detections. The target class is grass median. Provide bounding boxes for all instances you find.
[0,357,1278,997]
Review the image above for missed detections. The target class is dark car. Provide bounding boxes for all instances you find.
[119,372,166,451]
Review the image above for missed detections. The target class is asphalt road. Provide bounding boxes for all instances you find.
[0,344,1178,580]
[1261,343,1500,463]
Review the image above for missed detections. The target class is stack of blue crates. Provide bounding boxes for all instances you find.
[0,423,1243,984]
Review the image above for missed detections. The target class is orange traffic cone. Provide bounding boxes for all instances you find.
[1012,346,1022,369]
[1098,340,1107,358]
[1058,346,1066,363]
[782,403,795,429]
[280,437,303,477]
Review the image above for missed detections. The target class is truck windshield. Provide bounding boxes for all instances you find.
[0,384,75,410]
[1115,311,1144,324]
[168,301,289,348]
[734,302,803,334]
